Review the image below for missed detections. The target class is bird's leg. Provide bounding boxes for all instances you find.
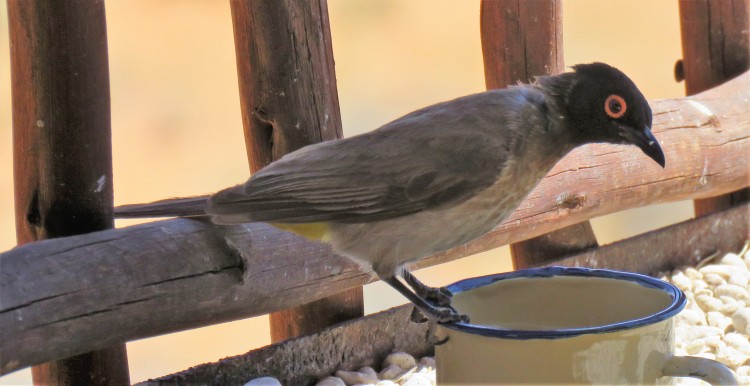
[382,276,468,323]
[401,270,453,307]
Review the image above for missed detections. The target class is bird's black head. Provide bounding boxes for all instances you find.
[540,62,665,167]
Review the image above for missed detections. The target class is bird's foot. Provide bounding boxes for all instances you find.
[433,307,470,324]
[410,305,468,324]
[401,271,453,307]
[382,275,467,323]
[418,285,453,307]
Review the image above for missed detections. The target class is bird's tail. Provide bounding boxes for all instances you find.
[115,195,210,218]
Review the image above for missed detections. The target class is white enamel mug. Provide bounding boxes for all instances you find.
[435,267,737,385]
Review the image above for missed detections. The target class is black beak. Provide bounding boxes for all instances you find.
[623,125,666,168]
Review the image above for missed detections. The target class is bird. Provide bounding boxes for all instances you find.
[116,62,665,323]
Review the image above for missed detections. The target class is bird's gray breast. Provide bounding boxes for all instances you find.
[326,159,550,275]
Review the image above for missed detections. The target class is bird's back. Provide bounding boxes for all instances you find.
[206,86,552,230]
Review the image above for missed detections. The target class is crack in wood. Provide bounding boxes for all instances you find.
[141,264,244,288]
[34,308,116,329]
[0,290,83,314]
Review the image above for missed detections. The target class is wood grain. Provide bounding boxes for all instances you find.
[480,0,563,87]
[1,71,748,375]
[229,0,363,343]
[7,0,129,384]
[678,0,750,216]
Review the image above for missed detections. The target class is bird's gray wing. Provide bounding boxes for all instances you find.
[207,89,544,224]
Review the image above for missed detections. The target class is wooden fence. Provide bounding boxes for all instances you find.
[2,0,749,385]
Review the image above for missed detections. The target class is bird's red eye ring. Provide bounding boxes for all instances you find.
[604,94,627,119]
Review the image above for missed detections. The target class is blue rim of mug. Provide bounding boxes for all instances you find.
[439,266,687,339]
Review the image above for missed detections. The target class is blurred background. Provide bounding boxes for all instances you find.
[1,1,693,384]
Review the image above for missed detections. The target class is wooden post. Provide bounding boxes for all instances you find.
[480,0,598,269]
[678,0,750,216]
[7,1,130,385]
[229,0,364,342]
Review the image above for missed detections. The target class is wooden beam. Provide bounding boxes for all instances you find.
[678,0,750,216]
[480,0,599,269]
[137,305,434,386]
[6,1,129,384]
[136,203,748,386]
[550,203,749,274]
[1,71,748,375]
[229,0,363,343]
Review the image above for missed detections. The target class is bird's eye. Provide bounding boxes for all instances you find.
[604,94,627,119]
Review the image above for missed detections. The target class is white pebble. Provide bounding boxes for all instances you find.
[724,333,750,355]
[733,308,750,334]
[699,264,735,278]
[316,377,346,386]
[244,377,282,386]
[417,356,436,370]
[716,284,750,303]
[703,335,726,350]
[359,367,377,378]
[376,381,398,386]
[696,294,723,313]
[378,364,405,380]
[685,339,706,355]
[672,271,693,292]
[677,308,706,327]
[693,287,713,298]
[335,369,378,385]
[683,326,724,342]
[382,352,417,371]
[715,345,749,368]
[718,296,744,315]
[685,267,703,280]
[674,378,707,386]
[419,368,436,384]
[693,351,717,360]
[739,376,750,385]
[729,272,750,287]
[707,311,733,332]
[704,273,727,287]
[401,373,432,386]
[738,365,750,376]
[720,253,748,270]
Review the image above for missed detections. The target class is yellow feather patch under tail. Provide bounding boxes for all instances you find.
[270,222,331,242]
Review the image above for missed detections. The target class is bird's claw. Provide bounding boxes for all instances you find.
[419,286,453,307]
[434,307,469,324]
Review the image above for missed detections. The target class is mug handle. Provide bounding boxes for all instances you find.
[662,355,737,385]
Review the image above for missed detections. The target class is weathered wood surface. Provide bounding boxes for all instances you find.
[678,0,750,216]
[137,305,434,386]
[677,0,749,96]
[135,204,748,386]
[551,203,749,274]
[480,0,600,269]
[7,0,130,384]
[480,0,563,86]
[1,71,748,375]
[229,0,363,343]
